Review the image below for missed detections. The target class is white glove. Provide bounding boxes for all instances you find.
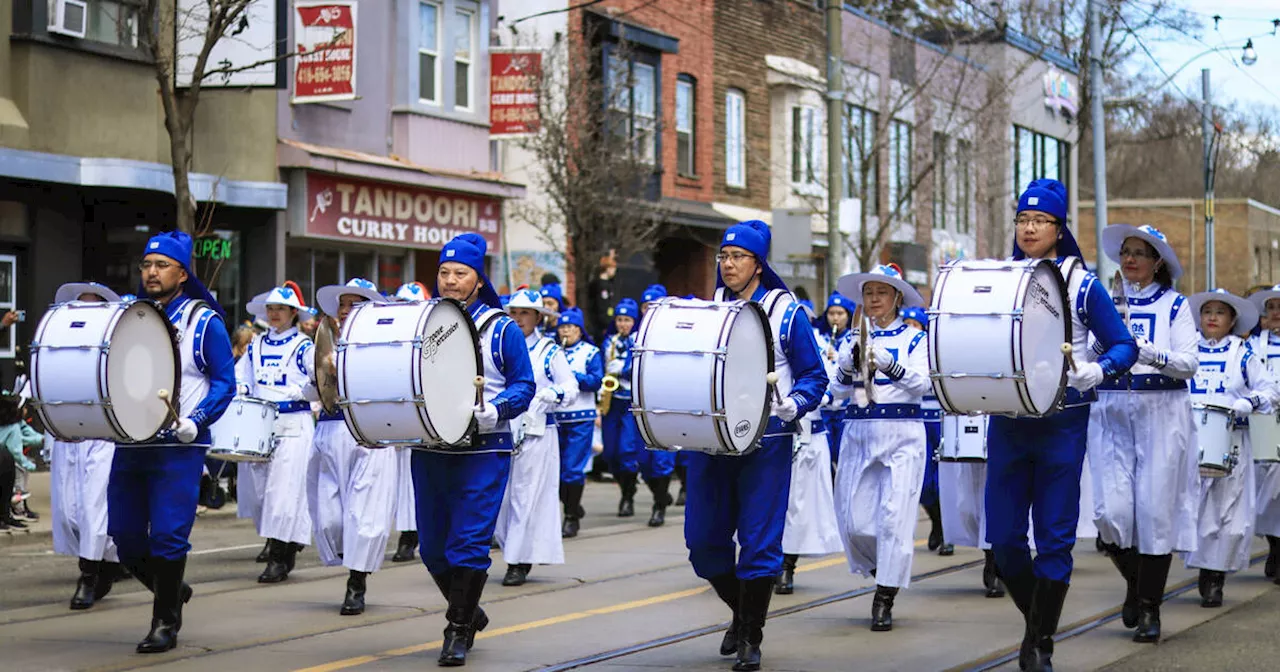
[536,387,561,404]
[473,402,499,432]
[872,348,895,370]
[606,359,625,375]
[772,396,800,422]
[837,346,856,378]
[1066,362,1105,392]
[175,418,199,444]
[1135,337,1167,368]
[1232,398,1255,416]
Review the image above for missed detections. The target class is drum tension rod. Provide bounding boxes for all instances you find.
[630,347,728,357]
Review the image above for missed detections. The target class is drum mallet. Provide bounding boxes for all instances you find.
[766,372,783,405]
[157,388,179,424]
[473,376,486,411]
[1061,343,1079,373]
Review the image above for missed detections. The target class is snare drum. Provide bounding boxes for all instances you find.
[337,298,481,447]
[940,414,988,462]
[929,259,1070,416]
[30,299,179,443]
[207,397,279,462]
[1195,403,1241,477]
[1250,412,1280,463]
[631,297,772,455]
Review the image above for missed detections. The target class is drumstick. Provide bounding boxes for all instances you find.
[473,376,486,412]
[766,372,783,405]
[157,388,179,425]
[1061,343,1078,373]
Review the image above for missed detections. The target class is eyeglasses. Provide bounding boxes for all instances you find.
[715,252,755,264]
[1015,215,1057,229]
[138,260,175,271]
[1119,248,1156,260]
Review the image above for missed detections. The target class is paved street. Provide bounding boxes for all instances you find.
[4,471,1280,671]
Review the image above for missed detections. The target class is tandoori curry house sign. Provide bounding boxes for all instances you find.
[489,50,542,138]
[293,1,357,103]
[301,172,502,252]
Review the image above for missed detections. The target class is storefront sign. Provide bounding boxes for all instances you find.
[490,50,542,138]
[303,172,501,251]
[1043,67,1077,118]
[193,236,234,260]
[293,1,357,104]
[176,0,281,88]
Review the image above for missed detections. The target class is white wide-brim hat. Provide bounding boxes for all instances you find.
[1101,224,1183,280]
[54,282,121,304]
[316,278,384,317]
[506,288,558,317]
[395,282,430,302]
[247,286,306,320]
[1189,289,1259,337]
[836,265,925,308]
[1250,284,1280,314]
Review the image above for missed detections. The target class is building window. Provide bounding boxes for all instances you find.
[726,88,746,188]
[1013,125,1069,195]
[956,139,972,234]
[845,104,878,216]
[605,53,658,165]
[791,106,820,186]
[888,120,913,217]
[85,0,139,47]
[418,1,441,104]
[0,255,14,358]
[933,132,948,230]
[676,75,696,177]
[287,247,409,313]
[453,7,474,110]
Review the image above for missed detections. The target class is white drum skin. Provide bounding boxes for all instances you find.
[31,300,178,443]
[337,298,480,447]
[929,259,1069,416]
[632,298,772,455]
[940,414,988,462]
[1195,403,1242,477]
[1249,412,1280,463]
[208,396,279,462]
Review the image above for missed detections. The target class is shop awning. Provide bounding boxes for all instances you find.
[278,138,526,200]
[663,197,738,230]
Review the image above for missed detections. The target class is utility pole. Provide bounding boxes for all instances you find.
[825,0,843,295]
[1088,0,1114,279]
[1203,68,1216,291]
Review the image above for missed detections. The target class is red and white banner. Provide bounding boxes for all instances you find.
[292,1,357,104]
[302,172,502,252]
[489,50,542,138]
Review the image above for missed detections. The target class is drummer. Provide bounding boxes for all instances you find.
[390,282,431,564]
[830,266,930,632]
[1185,289,1277,607]
[109,231,235,653]
[310,278,398,615]
[694,220,826,672]
[1087,224,1198,643]
[986,179,1137,672]
[494,289,575,586]
[414,233,534,666]
[47,282,126,610]
[238,286,316,584]
[1249,284,1280,584]
[235,291,270,562]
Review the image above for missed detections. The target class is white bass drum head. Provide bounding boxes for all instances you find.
[417,298,481,445]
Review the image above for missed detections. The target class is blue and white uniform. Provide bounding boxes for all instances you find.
[1252,327,1280,537]
[554,309,603,487]
[817,292,855,467]
[781,308,841,559]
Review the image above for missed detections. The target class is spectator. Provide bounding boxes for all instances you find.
[0,391,42,529]
[586,251,618,343]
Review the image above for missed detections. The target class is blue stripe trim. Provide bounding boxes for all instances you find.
[318,409,345,422]
[1126,286,1169,306]
[846,403,922,420]
[489,315,513,371]
[1171,294,1186,320]
[922,409,942,421]
[275,400,311,414]
[421,431,516,454]
[1075,277,1089,323]
[1200,342,1231,354]
[554,409,597,422]
[809,419,825,434]
[264,331,299,346]
[780,301,798,357]
[872,324,908,338]
[296,341,313,377]
[907,330,926,354]
[762,416,798,436]
[1098,373,1187,391]
[193,308,213,374]
[1063,387,1097,406]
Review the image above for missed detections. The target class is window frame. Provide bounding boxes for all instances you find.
[676,74,696,178]
[791,105,821,187]
[603,49,660,166]
[1012,125,1069,196]
[932,131,948,230]
[725,88,746,188]
[888,119,913,217]
[845,104,879,217]
[452,5,475,111]
[417,0,442,105]
[0,254,15,359]
[956,138,972,234]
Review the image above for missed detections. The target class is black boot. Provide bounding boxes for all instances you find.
[1200,569,1225,608]
[775,555,797,595]
[562,482,584,537]
[999,570,1036,670]
[255,539,270,563]
[674,464,687,506]
[502,563,531,586]
[95,561,123,602]
[136,557,187,653]
[340,570,368,615]
[982,550,1005,598]
[258,539,291,583]
[392,531,418,562]
[1026,578,1069,672]
[924,500,944,551]
[430,571,490,651]
[438,568,489,666]
[1106,545,1140,628]
[708,573,740,656]
[1268,536,1280,578]
[870,584,898,631]
[647,476,671,527]
[1134,554,1171,643]
[733,577,773,671]
[70,558,102,610]
[617,473,636,517]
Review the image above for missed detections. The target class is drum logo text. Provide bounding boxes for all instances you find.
[422,322,459,364]
[974,286,992,294]
[733,420,752,438]
[676,321,694,330]
[1027,280,1061,319]
[70,321,86,328]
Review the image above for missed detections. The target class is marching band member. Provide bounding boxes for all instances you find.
[239,286,316,584]
[695,220,827,672]
[830,266,929,632]
[1185,289,1276,607]
[638,285,689,506]
[640,284,667,315]
[1087,224,1198,643]
[901,305,953,557]
[597,301,631,487]
[309,278,398,615]
[988,179,1137,672]
[495,289,574,586]
[937,417,1004,598]
[110,231,234,653]
[776,301,842,595]
[540,283,567,337]
[818,292,855,471]
[46,283,124,610]
[607,298,677,527]
[555,307,603,536]
[415,233,534,666]
[1250,284,1280,583]
[391,282,432,563]
[238,290,271,564]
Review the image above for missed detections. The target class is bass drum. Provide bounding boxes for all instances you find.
[929,259,1070,416]
[631,297,773,456]
[338,298,480,447]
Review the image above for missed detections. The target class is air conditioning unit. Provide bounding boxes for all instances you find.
[48,0,88,39]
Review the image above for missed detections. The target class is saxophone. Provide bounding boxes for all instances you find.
[599,334,621,415]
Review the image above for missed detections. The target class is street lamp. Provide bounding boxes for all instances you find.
[1242,39,1258,66]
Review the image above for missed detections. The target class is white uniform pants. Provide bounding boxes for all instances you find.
[1254,462,1280,537]
[495,430,565,565]
[939,461,989,550]
[393,446,417,532]
[251,412,314,545]
[309,420,397,573]
[50,438,118,561]
[782,430,842,556]
[1186,432,1256,573]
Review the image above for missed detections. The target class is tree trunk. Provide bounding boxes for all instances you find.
[170,137,197,234]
